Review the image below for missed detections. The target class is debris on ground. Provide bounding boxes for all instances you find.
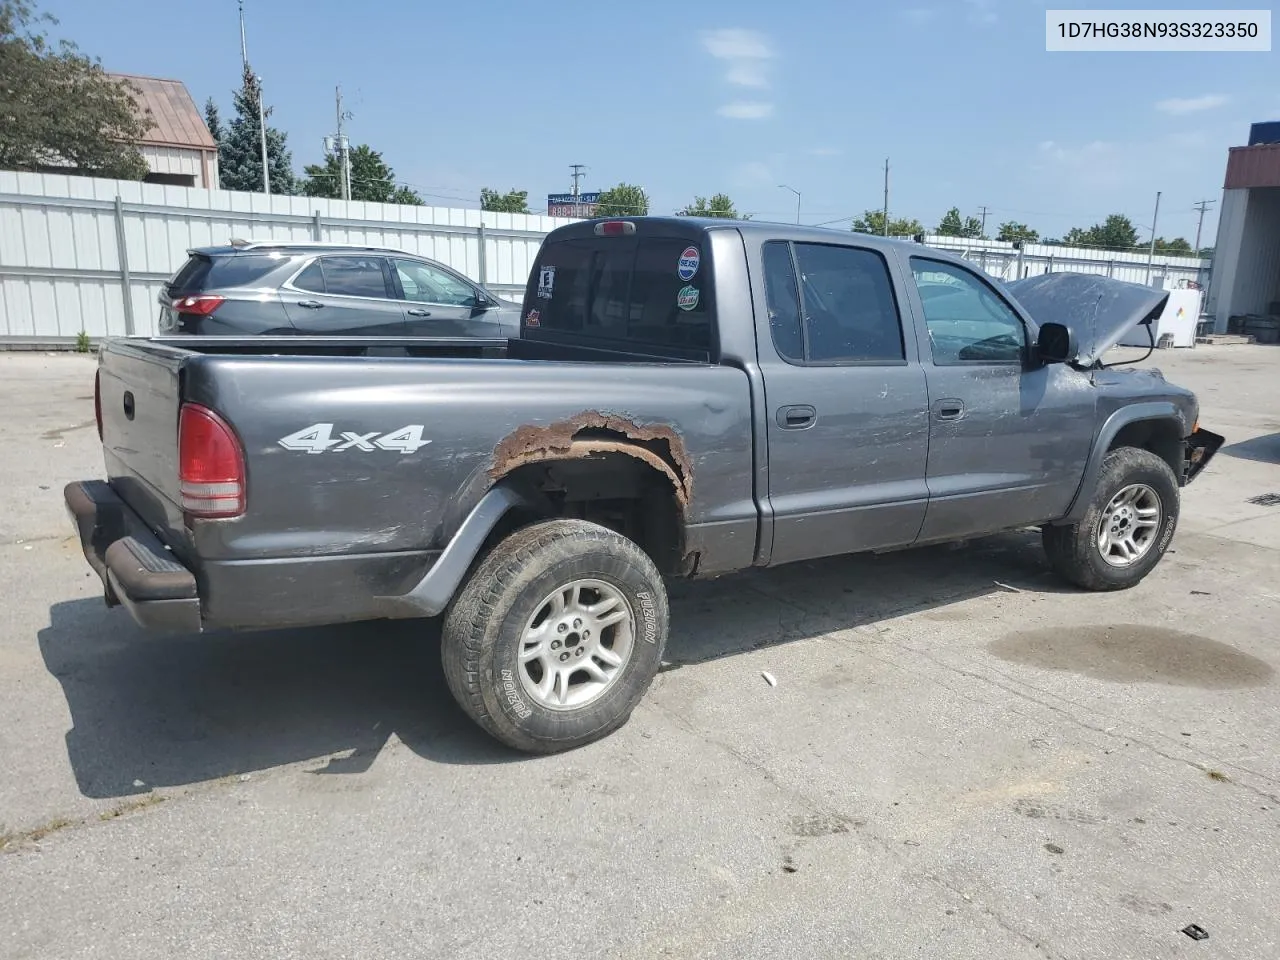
[993,581,1023,593]
[1181,924,1209,941]
[761,671,778,687]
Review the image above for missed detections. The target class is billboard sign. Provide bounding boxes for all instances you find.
[547,192,600,218]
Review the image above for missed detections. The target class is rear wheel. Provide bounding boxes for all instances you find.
[441,519,668,753]
[1043,446,1180,591]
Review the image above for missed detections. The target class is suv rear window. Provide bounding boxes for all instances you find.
[166,255,281,294]
[525,236,712,354]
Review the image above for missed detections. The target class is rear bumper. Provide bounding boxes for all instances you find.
[64,480,203,633]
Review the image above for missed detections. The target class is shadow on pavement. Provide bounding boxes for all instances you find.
[40,530,1059,798]
[1221,432,1280,464]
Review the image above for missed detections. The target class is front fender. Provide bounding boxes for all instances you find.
[1060,401,1185,523]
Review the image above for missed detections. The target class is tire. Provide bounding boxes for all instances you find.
[441,519,668,753]
[1043,446,1180,591]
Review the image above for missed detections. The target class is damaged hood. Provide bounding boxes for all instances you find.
[1005,273,1169,367]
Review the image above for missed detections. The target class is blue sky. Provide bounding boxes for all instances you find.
[47,0,1278,242]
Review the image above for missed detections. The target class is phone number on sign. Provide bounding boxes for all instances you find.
[1046,10,1271,51]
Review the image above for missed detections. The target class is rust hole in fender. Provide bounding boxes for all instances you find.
[489,410,694,508]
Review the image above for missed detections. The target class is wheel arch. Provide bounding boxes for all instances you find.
[1060,402,1186,523]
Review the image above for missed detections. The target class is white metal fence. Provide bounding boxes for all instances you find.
[0,170,1214,342]
[0,171,574,341]
[915,234,1210,290]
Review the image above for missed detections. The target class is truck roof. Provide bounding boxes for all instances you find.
[548,216,973,265]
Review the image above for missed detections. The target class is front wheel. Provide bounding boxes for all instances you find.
[1043,446,1180,591]
[441,519,668,753]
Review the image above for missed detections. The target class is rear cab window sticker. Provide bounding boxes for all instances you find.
[537,266,556,299]
[678,246,700,281]
[677,285,700,311]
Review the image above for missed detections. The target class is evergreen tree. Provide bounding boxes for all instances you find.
[302,144,422,204]
[216,65,295,194]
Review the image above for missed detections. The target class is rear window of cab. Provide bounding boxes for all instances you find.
[523,236,712,355]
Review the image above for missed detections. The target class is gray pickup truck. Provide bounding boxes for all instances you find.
[66,217,1223,753]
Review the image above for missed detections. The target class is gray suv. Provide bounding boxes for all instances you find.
[158,241,520,337]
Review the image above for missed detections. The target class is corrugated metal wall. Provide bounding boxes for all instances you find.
[916,235,1210,289]
[139,145,204,179]
[0,170,1215,342]
[1230,187,1280,316]
[0,171,573,340]
[1208,186,1280,330]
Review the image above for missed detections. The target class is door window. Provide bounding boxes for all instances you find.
[794,244,903,362]
[910,258,1026,363]
[394,258,478,306]
[762,241,804,362]
[314,256,389,299]
[293,261,326,293]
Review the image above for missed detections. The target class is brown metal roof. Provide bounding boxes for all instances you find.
[1225,143,1280,190]
[108,73,217,151]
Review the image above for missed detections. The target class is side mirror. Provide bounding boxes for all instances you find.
[1036,322,1076,365]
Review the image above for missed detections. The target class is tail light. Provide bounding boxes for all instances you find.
[178,403,245,518]
[93,369,103,441]
[171,295,225,316]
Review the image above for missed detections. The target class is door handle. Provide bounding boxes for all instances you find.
[406,308,432,317]
[933,398,965,421]
[776,404,817,429]
[296,300,324,309]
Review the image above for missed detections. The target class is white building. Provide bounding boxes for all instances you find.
[108,74,219,189]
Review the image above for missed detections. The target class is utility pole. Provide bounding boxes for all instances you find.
[335,86,351,202]
[239,2,269,195]
[882,158,890,236]
[1192,198,1215,257]
[257,76,270,196]
[977,204,990,237]
[570,164,586,217]
[1145,190,1162,285]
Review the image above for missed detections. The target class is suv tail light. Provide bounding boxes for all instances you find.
[93,369,103,441]
[172,295,225,316]
[178,403,245,518]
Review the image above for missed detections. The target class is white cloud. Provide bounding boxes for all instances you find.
[702,28,774,64]
[1155,94,1229,115]
[703,28,776,117]
[718,101,774,120]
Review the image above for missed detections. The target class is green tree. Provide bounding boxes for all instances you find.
[480,187,530,213]
[937,207,964,236]
[679,193,744,219]
[594,182,648,217]
[0,0,150,178]
[1063,213,1140,251]
[301,144,421,204]
[996,221,1039,244]
[203,97,224,147]
[851,209,924,237]
[215,63,295,194]
[936,207,985,238]
[1152,237,1192,256]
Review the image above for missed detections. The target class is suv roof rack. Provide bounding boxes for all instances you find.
[226,238,410,254]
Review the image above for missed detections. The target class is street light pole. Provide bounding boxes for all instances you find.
[778,184,800,224]
[1145,190,1161,285]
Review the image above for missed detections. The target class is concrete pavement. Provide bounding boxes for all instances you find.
[2,345,1279,959]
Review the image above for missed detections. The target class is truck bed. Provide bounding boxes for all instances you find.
[93,335,758,629]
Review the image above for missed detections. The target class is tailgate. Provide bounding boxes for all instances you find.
[97,340,191,552]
